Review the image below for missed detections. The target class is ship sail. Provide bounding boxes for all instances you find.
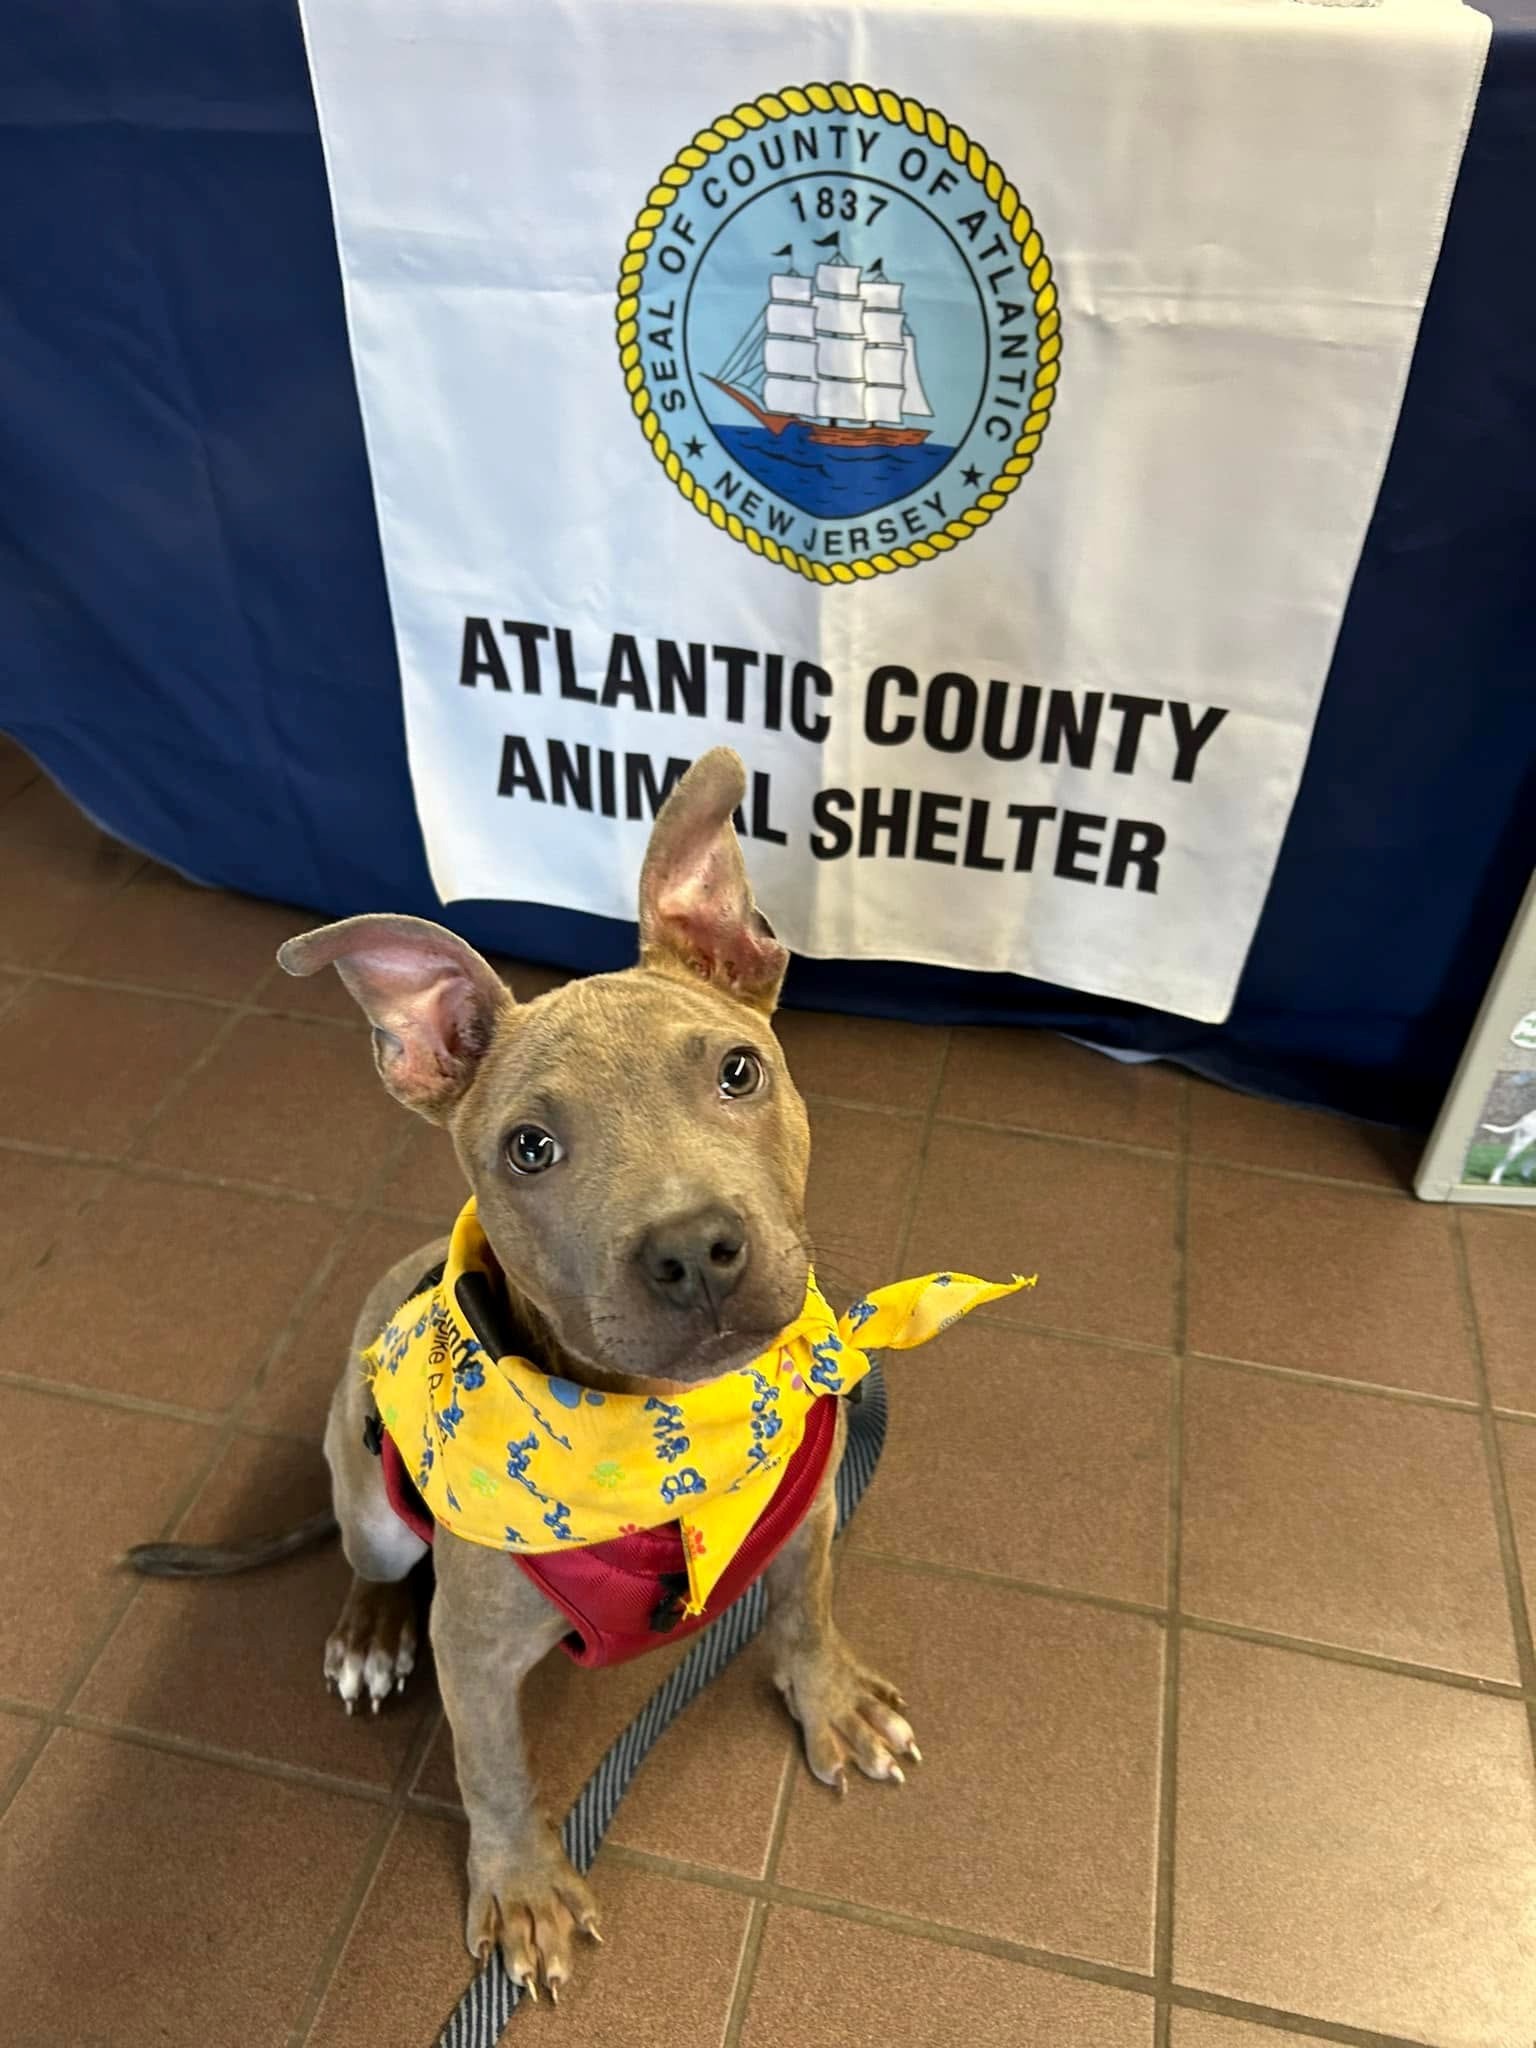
[812,260,865,421]
[760,272,818,415]
[711,248,933,440]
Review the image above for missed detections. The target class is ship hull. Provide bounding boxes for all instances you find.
[709,378,930,449]
[808,424,929,447]
[706,378,796,435]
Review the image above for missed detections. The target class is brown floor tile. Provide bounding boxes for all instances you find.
[0,981,220,1153]
[0,1150,106,1288]
[378,1116,473,1219]
[741,1907,1154,2048]
[850,1323,1170,1606]
[0,733,39,803]
[1188,1078,1415,1189]
[0,1175,345,1412]
[56,865,302,1001]
[774,1006,947,1108]
[1174,1632,1536,2042]
[1182,1364,1515,1679]
[906,1124,1178,1348]
[77,1434,437,1786]
[139,1013,403,1199]
[1171,2017,1313,2047]
[308,1811,750,2048]
[0,1729,376,2048]
[0,1712,43,1796]
[1497,1419,1536,1644]
[1186,1166,1474,1397]
[940,1030,1184,1150]
[1463,1209,1536,1415]
[0,1384,212,1705]
[806,1101,927,1299]
[775,1556,1163,1969]
[248,1215,446,1436]
[0,776,142,967]
[414,1631,794,1877]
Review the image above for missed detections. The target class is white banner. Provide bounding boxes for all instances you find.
[301,0,1488,1022]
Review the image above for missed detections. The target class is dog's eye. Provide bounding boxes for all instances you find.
[718,1048,764,1099]
[506,1125,562,1175]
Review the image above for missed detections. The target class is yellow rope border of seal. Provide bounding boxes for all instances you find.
[615,82,1060,584]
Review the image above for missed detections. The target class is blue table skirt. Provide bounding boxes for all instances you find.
[2,0,1533,1126]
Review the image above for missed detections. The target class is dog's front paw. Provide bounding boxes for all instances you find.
[466,1834,601,2003]
[323,1577,417,1715]
[774,1642,921,1794]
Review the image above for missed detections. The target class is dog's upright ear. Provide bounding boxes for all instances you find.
[638,747,788,1013]
[277,915,513,1121]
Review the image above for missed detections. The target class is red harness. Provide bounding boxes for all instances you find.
[379,1392,839,1668]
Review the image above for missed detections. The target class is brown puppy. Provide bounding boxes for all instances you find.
[133,747,916,2001]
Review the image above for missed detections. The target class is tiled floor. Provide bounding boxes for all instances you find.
[2,737,1536,2048]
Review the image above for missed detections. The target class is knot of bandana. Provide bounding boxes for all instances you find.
[363,1199,1035,1616]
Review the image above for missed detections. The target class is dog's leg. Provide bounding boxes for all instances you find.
[432,1532,600,2000]
[763,1418,921,1793]
[322,1359,428,1714]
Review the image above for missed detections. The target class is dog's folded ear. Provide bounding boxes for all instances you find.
[638,747,789,1013]
[277,915,512,1120]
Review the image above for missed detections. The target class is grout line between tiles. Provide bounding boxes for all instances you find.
[1153,1080,1189,2023]
[1449,1211,1536,1772]
[0,1134,359,1209]
[929,1110,1416,1198]
[846,1546,1167,1620]
[969,1301,1483,1415]
[0,1710,55,1832]
[27,1111,425,1808]
[599,1843,1442,2048]
[18,961,379,1039]
[1180,1350,1479,1414]
[718,1678,804,2046]
[601,1838,1159,1993]
[718,1901,769,2048]
[288,1808,405,2048]
[1178,1615,1525,1699]
[59,1713,396,1806]
[0,1371,227,1430]
[892,1027,953,1268]
[288,1702,449,2048]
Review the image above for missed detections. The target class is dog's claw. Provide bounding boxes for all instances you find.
[888,1762,905,1786]
[906,1741,923,1765]
[582,1922,603,1945]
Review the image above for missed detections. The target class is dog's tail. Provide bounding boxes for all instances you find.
[1481,1120,1526,1134]
[123,1509,339,1579]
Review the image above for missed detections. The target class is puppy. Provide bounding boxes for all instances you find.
[131,748,917,2000]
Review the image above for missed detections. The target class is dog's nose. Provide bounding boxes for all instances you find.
[638,1204,750,1313]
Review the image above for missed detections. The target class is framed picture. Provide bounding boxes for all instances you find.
[1417,871,1536,1204]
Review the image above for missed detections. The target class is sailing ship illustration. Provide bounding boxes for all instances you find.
[707,242,934,448]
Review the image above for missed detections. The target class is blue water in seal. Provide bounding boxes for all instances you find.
[713,422,954,521]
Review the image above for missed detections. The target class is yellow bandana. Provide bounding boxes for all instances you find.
[363,1199,1033,1616]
